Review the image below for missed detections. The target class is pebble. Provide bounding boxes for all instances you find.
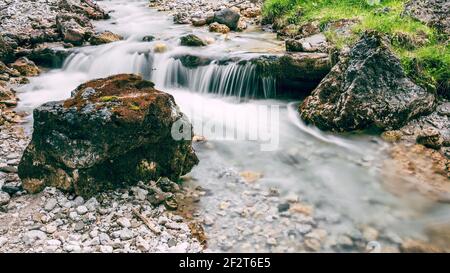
[45,224,57,234]
[44,198,58,211]
[117,217,131,228]
[22,230,47,245]
[100,245,113,253]
[76,205,88,215]
[0,191,11,205]
[119,228,134,240]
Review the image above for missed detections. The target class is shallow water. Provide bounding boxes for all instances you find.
[15,0,449,252]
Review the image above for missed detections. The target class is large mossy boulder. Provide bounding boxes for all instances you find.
[300,32,435,132]
[18,74,199,197]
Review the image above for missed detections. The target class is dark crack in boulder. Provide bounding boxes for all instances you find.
[300,32,435,132]
[18,74,199,197]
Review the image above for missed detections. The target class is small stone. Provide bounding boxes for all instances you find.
[153,43,167,53]
[266,237,277,246]
[100,245,113,253]
[119,228,134,240]
[277,203,290,212]
[23,230,47,245]
[132,187,148,201]
[305,238,321,252]
[239,171,263,183]
[74,222,85,231]
[76,205,88,215]
[362,226,379,242]
[47,239,62,247]
[73,196,85,207]
[0,191,10,206]
[85,197,99,211]
[45,224,57,234]
[203,215,214,226]
[0,164,17,173]
[416,128,443,149]
[290,203,313,216]
[135,236,150,252]
[99,233,111,245]
[0,236,7,247]
[142,35,155,42]
[117,217,131,228]
[337,235,354,248]
[296,224,312,235]
[69,211,78,221]
[44,198,58,211]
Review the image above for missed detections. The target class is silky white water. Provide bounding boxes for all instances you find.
[15,0,449,252]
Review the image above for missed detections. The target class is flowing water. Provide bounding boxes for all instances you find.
[15,0,449,252]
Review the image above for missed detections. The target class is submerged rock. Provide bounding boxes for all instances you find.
[300,32,435,132]
[180,34,207,47]
[18,74,199,197]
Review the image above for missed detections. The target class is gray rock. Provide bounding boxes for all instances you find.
[213,8,240,30]
[44,198,58,211]
[0,191,10,206]
[300,31,435,132]
[23,230,47,245]
[76,205,88,215]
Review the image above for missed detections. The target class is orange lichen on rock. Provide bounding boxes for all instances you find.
[63,74,175,123]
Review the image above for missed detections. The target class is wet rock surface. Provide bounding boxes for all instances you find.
[300,32,435,132]
[18,74,198,197]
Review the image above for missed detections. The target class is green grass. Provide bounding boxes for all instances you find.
[263,0,449,93]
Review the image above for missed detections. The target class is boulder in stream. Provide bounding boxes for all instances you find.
[10,57,41,77]
[180,34,207,47]
[18,74,199,197]
[213,8,240,31]
[300,31,435,132]
[89,31,123,45]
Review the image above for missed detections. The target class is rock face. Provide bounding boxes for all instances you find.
[300,32,435,132]
[18,74,199,197]
[213,8,240,30]
[403,0,450,34]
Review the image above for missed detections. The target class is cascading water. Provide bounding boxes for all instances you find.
[14,0,450,252]
[153,56,276,98]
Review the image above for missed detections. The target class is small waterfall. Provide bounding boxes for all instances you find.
[62,42,154,80]
[152,56,276,98]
